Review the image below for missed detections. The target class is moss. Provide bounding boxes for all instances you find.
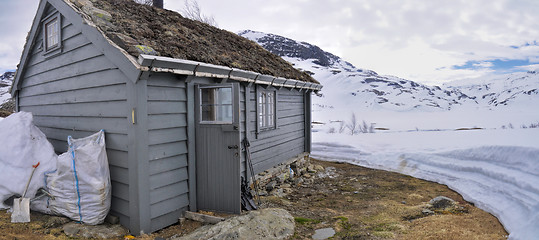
[294,217,320,225]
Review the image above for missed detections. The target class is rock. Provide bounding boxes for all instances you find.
[293,177,304,186]
[429,196,456,209]
[42,216,70,228]
[63,222,128,239]
[303,173,312,178]
[133,45,159,55]
[266,181,277,192]
[422,209,434,215]
[107,32,139,50]
[307,165,317,173]
[314,165,325,172]
[271,188,286,198]
[312,227,336,240]
[171,208,295,240]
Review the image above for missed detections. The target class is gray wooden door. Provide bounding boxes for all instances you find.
[195,83,241,214]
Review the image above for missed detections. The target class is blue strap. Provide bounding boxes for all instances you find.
[68,136,83,223]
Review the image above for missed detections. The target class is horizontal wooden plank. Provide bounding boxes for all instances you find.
[48,138,68,153]
[253,146,305,174]
[111,181,129,202]
[277,115,305,125]
[20,100,128,118]
[148,113,187,130]
[252,137,305,163]
[150,180,188,205]
[278,109,304,118]
[149,127,187,146]
[250,129,304,153]
[28,34,95,69]
[33,115,128,135]
[38,126,128,151]
[19,83,127,106]
[150,193,189,219]
[149,167,188,190]
[19,69,126,97]
[107,149,129,169]
[148,73,186,88]
[148,141,188,161]
[111,197,130,217]
[23,55,117,85]
[147,85,187,101]
[150,208,187,233]
[110,165,129,185]
[277,102,304,111]
[148,101,187,115]
[30,21,79,55]
[149,154,188,176]
[26,37,97,77]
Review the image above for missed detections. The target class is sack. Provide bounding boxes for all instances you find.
[45,130,111,225]
[0,112,57,210]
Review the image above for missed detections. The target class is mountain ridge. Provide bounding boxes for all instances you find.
[238,30,539,112]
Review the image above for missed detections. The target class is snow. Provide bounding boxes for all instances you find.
[311,130,539,239]
[308,66,539,239]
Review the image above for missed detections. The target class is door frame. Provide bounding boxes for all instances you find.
[194,82,241,214]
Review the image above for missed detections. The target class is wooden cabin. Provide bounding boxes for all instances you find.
[11,0,322,233]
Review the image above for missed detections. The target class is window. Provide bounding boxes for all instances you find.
[42,12,62,54]
[199,86,233,123]
[45,17,59,50]
[258,88,276,130]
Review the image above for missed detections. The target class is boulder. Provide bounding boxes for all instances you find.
[172,208,295,240]
[429,196,456,210]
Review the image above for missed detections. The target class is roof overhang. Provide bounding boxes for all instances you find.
[138,55,323,91]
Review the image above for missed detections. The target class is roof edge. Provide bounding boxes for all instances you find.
[138,54,322,91]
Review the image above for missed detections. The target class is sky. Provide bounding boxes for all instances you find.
[1,0,538,85]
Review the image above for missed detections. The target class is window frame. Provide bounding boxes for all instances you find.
[42,12,62,55]
[256,86,277,132]
[198,85,234,124]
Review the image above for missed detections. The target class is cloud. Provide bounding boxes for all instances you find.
[0,0,39,73]
[2,0,538,84]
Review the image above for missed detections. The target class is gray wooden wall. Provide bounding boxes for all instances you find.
[145,73,190,232]
[241,85,307,177]
[17,10,131,227]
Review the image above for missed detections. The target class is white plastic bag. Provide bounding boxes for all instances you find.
[0,112,57,210]
[45,130,111,225]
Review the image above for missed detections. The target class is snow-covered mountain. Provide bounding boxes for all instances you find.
[239,30,539,112]
[0,71,15,105]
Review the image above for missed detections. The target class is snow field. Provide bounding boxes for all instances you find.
[312,129,539,239]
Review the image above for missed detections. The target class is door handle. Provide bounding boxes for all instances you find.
[228,145,239,149]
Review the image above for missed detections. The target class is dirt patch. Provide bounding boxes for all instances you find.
[0,159,507,239]
[262,159,508,239]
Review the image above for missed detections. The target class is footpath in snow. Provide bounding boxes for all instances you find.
[311,129,539,240]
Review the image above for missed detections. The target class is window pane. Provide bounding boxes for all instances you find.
[200,87,233,123]
[46,18,59,49]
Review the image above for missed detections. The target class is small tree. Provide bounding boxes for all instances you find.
[347,113,358,135]
[181,0,218,27]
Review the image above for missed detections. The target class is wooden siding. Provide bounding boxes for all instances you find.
[244,86,307,175]
[146,73,190,232]
[17,15,130,226]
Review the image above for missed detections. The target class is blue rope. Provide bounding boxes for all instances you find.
[68,136,83,223]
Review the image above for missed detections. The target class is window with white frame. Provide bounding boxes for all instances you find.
[258,88,276,130]
[43,13,61,54]
[199,86,233,123]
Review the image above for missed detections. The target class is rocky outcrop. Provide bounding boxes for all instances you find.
[171,208,295,240]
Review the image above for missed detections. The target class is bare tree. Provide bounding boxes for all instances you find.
[181,0,218,27]
[347,113,358,135]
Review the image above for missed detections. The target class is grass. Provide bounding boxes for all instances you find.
[294,217,320,225]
